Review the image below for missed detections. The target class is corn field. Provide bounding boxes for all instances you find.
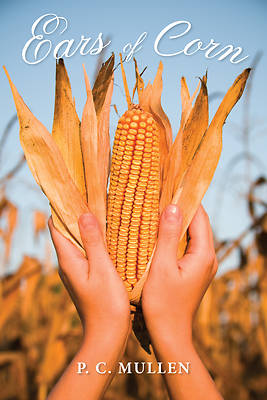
[0,59,266,400]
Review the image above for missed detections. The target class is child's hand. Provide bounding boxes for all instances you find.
[47,213,130,400]
[49,213,130,341]
[142,205,222,400]
[142,204,217,338]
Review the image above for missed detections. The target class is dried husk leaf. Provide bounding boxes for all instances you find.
[171,76,202,258]
[92,53,114,117]
[52,59,86,200]
[180,77,200,130]
[81,67,106,234]
[139,82,152,112]
[119,53,132,109]
[4,67,89,251]
[149,62,173,169]
[172,68,251,239]
[160,77,208,212]
[97,76,114,203]
[51,60,86,250]
[133,58,145,102]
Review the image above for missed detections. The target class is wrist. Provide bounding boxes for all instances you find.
[82,319,130,349]
[149,326,195,361]
[143,312,193,346]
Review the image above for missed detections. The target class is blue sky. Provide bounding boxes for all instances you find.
[0,0,266,273]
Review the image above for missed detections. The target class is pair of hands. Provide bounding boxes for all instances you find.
[48,204,220,400]
[49,204,217,345]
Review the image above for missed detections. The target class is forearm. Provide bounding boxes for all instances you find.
[150,327,223,400]
[47,330,128,400]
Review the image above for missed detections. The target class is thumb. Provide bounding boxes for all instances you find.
[154,205,183,265]
[78,212,110,269]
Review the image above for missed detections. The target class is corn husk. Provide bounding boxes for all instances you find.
[172,69,251,239]
[4,55,114,250]
[4,60,250,309]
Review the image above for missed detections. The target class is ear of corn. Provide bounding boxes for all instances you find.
[107,106,160,290]
[4,57,250,305]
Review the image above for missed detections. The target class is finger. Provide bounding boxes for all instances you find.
[78,213,111,272]
[153,205,182,266]
[48,217,88,279]
[186,205,215,262]
[179,206,215,272]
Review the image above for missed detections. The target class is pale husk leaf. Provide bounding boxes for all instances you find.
[52,59,86,200]
[119,53,132,109]
[180,77,200,130]
[4,67,89,251]
[51,59,86,239]
[160,77,208,212]
[139,82,152,112]
[81,67,106,235]
[133,58,145,102]
[97,76,114,204]
[173,68,251,239]
[149,62,173,170]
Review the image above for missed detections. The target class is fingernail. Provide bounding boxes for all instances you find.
[79,212,94,228]
[165,204,181,221]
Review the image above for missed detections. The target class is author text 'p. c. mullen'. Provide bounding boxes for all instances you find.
[77,361,191,375]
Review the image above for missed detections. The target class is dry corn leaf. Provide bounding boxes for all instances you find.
[51,59,86,238]
[149,62,173,166]
[52,59,86,200]
[173,68,251,238]
[161,77,208,211]
[92,53,114,116]
[81,66,106,234]
[133,58,145,102]
[180,77,201,130]
[4,67,89,251]
[139,82,152,112]
[97,75,114,203]
[119,53,132,108]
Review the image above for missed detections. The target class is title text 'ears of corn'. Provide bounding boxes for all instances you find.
[4,55,250,304]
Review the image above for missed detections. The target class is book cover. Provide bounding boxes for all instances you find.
[0,1,266,399]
